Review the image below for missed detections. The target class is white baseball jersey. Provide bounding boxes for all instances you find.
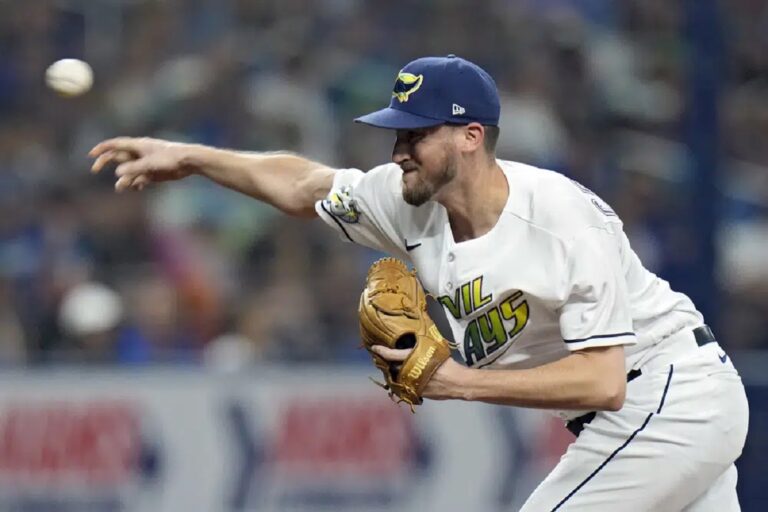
[315,160,703,416]
[316,160,749,509]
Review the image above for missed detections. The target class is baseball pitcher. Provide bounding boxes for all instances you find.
[90,55,749,511]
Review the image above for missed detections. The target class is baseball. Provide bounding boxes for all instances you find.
[45,58,94,97]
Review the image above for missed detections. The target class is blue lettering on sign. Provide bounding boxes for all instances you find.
[228,403,265,509]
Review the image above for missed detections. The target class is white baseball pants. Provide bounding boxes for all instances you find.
[520,330,749,511]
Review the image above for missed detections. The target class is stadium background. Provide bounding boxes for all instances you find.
[0,0,766,510]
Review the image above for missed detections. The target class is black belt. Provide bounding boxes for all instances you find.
[566,325,716,437]
[693,324,716,347]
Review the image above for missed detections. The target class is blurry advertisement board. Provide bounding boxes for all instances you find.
[0,368,570,512]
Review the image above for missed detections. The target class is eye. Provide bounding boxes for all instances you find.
[395,130,426,146]
[409,131,425,143]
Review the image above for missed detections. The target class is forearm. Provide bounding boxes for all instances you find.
[456,347,626,411]
[184,145,336,217]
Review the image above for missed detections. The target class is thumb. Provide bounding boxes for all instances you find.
[371,345,412,362]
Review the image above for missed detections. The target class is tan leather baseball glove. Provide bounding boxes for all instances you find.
[359,257,452,411]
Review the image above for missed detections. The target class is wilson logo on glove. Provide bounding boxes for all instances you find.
[408,346,436,379]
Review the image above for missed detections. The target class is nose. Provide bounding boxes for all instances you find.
[392,138,410,165]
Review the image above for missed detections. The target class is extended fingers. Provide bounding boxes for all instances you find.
[115,173,151,193]
[133,175,150,190]
[89,137,159,192]
[91,149,133,173]
[115,175,133,192]
[371,346,412,362]
[89,137,145,158]
[114,158,154,178]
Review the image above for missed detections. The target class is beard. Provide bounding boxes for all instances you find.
[402,152,458,206]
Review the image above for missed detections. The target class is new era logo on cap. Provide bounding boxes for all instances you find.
[354,55,500,130]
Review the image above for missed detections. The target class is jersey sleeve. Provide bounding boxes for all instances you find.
[557,226,637,351]
[315,165,408,259]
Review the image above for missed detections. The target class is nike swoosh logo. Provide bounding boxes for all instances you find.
[718,352,728,364]
[405,240,422,251]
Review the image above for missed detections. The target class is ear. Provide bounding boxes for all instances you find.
[457,123,485,153]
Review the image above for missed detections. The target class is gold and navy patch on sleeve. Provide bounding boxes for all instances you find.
[323,185,361,224]
[392,72,424,103]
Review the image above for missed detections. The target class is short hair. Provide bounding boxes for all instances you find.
[483,125,500,155]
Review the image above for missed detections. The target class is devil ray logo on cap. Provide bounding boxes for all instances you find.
[392,72,423,103]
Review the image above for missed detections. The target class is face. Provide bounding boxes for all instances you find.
[392,125,459,206]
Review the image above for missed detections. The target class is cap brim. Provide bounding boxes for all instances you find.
[354,107,444,129]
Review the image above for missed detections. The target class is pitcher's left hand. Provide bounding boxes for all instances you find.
[370,345,472,401]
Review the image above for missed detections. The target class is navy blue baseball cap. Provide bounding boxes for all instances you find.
[355,55,500,129]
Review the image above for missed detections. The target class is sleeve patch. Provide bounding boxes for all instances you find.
[322,185,361,224]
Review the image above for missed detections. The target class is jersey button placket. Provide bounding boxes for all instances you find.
[440,219,457,295]
[445,251,456,291]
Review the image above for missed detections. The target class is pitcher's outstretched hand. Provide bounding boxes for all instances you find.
[89,137,194,192]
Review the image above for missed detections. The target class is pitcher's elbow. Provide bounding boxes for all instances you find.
[292,205,319,218]
[602,380,626,411]
[281,180,319,217]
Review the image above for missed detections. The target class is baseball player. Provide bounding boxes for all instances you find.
[90,55,749,511]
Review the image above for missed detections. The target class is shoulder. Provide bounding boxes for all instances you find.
[335,163,402,201]
[364,162,403,181]
[500,160,621,244]
[329,163,439,224]
[325,163,400,216]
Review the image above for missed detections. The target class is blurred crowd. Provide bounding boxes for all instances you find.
[0,0,767,368]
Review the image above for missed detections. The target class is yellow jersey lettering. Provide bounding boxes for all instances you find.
[461,282,472,315]
[472,276,492,310]
[438,290,462,319]
[499,291,529,339]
